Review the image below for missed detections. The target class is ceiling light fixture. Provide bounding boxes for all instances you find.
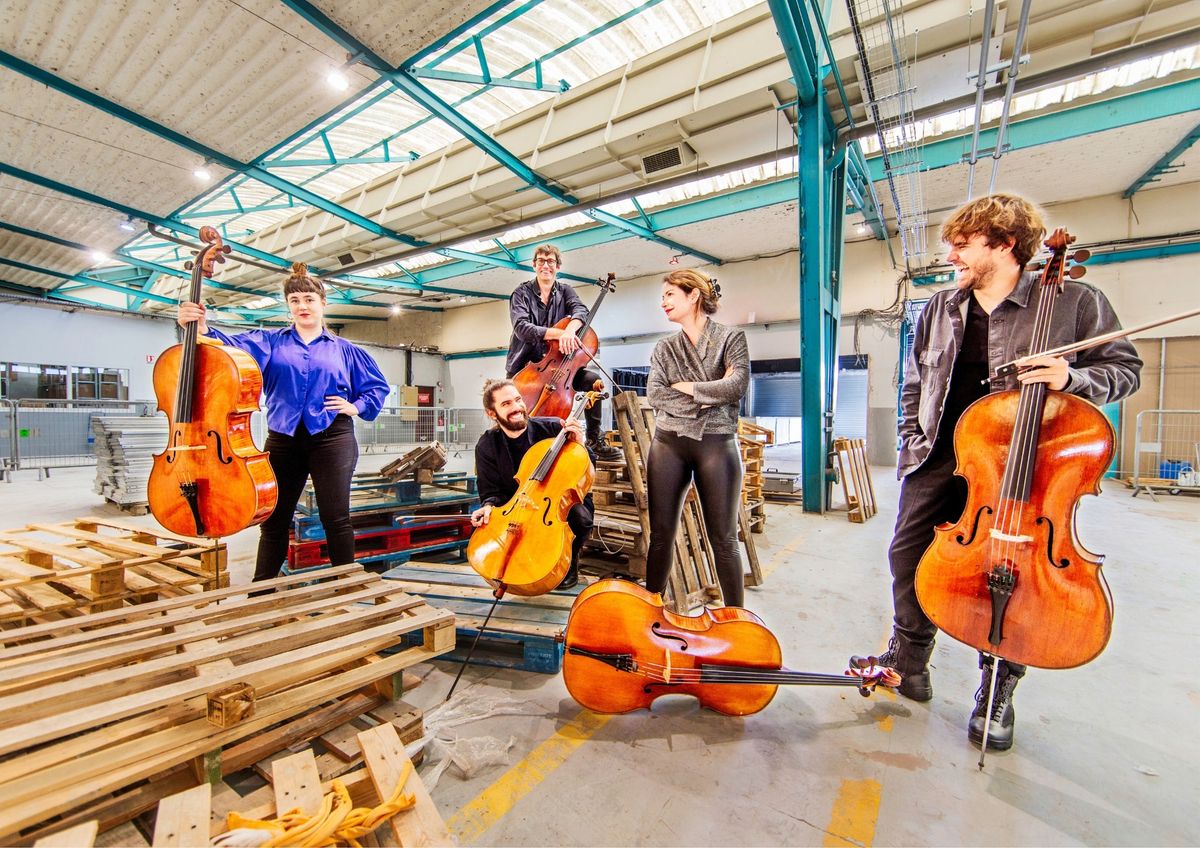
[856,224,867,235]
[668,254,681,266]
[390,303,403,315]
[119,217,136,232]
[459,296,467,303]
[90,250,108,263]
[192,164,212,182]
[327,69,350,91]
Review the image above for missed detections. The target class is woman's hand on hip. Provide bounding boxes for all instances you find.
[325,396,359,416]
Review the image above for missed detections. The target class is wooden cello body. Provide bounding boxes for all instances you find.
[147,227,277,538]
[512,273,615,419]
[914,229,1115,669]
[564,580,898,715]
[466,393,597,596]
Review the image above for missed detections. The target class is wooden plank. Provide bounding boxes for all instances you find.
[0,598,450,754]
[739,506,763,588]
[152,783,212,847]
[272,751,325,817]
[221,692,382,774]
[359,723,453,848]
[33,820,99,847]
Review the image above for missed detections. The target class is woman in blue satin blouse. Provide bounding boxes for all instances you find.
[177,263,389,582]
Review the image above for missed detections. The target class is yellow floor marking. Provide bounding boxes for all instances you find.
[822,779,883,847]
[447,707,611,844]
[759,528,807,581]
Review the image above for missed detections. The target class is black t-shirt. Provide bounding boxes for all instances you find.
[929,294,990,459]
[504,427,535,474]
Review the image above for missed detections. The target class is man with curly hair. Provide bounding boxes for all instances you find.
[858,193,1142,751]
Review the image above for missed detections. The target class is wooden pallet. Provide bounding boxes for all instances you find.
[737,419,772,534]
[35,724,451,848]
[0,516,226,626]
[587,392,762,610]
[0,565,455,842]
[382,561,580,673]
[833,437,877,522]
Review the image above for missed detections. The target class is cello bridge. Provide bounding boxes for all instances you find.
[988,528,1032,544]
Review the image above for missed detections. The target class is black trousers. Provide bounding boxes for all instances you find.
[254,415,358,582]
[645,430,744,607]
[889,448,1025,677]
[567,496,595,567]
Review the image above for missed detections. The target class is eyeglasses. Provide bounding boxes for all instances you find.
[533,258,558,267]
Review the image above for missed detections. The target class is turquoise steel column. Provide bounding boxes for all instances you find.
[769,0,847,512]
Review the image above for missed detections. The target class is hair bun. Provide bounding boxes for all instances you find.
[290,262,308,277]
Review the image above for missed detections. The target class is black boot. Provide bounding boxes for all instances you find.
[586,426,622,462]
[555,556,580,591]
[858,633,934,702]
[968,656,1020,751]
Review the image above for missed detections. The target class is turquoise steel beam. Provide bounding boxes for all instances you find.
[1123,117,1200,198]
[280,0,720,265]
[1087,240,1200,264]
[408,67,567,92]
[0,161,293,269]
[766,0,818,105]
[867,77,1200,181]
[0,257,181,305]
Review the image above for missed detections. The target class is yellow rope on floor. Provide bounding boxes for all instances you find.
[216,761,415,847]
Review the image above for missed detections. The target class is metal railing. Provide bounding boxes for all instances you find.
[1130,409,1200,499]
[1,400,496,480]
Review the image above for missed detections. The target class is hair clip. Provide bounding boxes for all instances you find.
[711,279,721,296]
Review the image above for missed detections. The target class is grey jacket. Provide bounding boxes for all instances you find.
[647,319,750,440]
[505,279,589,377]
[898,271,1142,478]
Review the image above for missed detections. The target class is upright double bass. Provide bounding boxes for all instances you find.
[512,273,616,419]
[913,229,1115,671]
[147,227,277,538]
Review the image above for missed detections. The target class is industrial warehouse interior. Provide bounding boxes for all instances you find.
[0,0,1198,846]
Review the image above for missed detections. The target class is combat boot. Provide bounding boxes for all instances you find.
[873,634,934,702]
[968,656,1020,750]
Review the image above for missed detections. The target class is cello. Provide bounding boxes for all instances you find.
[466,391,600,597]
[913,229,1113,671]
[512,273,616,419]
[147,227,277,538]
[564,580,900,715]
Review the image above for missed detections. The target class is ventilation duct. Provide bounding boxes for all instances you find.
[639,143,697,177]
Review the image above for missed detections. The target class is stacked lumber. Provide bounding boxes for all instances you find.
[34,724,452,848]
[0,565,455,843]
[737,419,774,533]
[583,392,762,610]
[91,416,167,512]
[0,517,226,626]
[379,441,448,484]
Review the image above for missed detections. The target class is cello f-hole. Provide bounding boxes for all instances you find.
[206,430,233,465]
[1035,516,1072,568]
[540,496,554,526]
[955,505,993,546]
[651,622,689,650]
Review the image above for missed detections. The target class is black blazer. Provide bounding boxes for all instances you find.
[474,417,594,511]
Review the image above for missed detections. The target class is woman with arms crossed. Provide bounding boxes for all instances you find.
[645,269,750,607]
[177,263,390,583]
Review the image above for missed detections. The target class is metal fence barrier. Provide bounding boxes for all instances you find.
[1,400,500,480]
[7,399,157,480]
[1131,409,1200,499]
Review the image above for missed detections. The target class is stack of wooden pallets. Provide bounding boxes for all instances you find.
[737,419,774,533]
[0,565,455,843]
[0,516,225,626]
[833,437,877,522]
[33,723,452,848]
[584,392,763,610]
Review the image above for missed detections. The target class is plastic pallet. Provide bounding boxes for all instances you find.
[295,473,478,516]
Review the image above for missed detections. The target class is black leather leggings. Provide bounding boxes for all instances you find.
[254,415,358,582]
[645,429,744,606]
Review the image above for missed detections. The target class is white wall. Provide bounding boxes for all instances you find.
[0,301,176,400]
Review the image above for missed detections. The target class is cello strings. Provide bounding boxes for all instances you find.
[630,659,868,686]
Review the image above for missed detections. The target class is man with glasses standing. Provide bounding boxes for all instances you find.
[506,243,622,461]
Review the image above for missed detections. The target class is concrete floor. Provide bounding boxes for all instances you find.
[2,450,1198,847]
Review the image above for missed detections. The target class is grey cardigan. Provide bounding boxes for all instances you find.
[898,270,1142,478]
[647,319,750,440]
